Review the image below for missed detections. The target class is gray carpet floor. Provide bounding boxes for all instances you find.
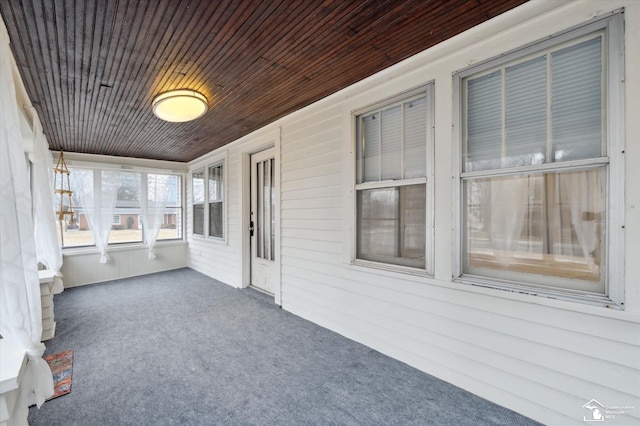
[29,268,539,425]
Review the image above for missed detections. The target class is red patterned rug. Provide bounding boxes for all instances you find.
[44,350,73,400]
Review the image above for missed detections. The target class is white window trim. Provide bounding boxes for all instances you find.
[452,11,625,308]
[112,215,121,225]
[351,83,435,276]
[61,165,185,249]
[206,159,226,241]
[191,167,206,237]
[189,150,228,244]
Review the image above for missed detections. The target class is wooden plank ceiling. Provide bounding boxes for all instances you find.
[1,0,527,162]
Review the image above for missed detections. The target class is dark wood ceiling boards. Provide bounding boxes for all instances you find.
[1,0,527,162]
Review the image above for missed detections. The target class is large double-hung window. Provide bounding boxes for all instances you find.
[456,13,623,304]
[354,84,434,272]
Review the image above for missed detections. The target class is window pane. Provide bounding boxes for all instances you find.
[192,170,205,204]
[357,184,425,268]
[108,212,142,243]
[361,113,380,182]
[110,171,142,244]
[255,158,275,260]
[208,164,223,202]
[208,202,223,238]
[404,96,427,178]
[381,104,402,180]
[463,168,605,292]
[158,207,182,240]
[505,56,547,167]
[208,164,224,238]
[116,172,139,206]
[466,71,503,172]
[552,36,603,161]
[157,175,182,241]
[192,169,205,235]
[57,167,94,247]
[193,204,204,235]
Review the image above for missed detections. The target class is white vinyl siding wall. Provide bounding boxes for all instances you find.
[187,2,640,425]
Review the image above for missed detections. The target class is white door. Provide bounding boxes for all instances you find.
[250,148,276,294]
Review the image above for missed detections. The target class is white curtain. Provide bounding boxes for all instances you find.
[31,111,64,293]
[559,170,602,271]
[74,169,120,263]
[489,176,528,265]
[137,173,171,259]
[0,19,54,407]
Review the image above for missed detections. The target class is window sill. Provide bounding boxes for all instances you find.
[62,240,186,256]
[455,274,625,312]
[190,234,228,245]
[348,259,432,282]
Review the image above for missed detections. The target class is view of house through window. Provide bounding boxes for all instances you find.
[56,167,182,248]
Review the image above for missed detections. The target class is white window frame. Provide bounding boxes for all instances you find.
[189,151,228,243]
[112,215,121,225]
[191,168,205,236]
[452,11,625,308]
[207,160,225,240]
[59,164,184,248]
[352,83,435,275]
[144,171,183,242]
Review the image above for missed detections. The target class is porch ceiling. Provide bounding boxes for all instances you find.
[0,0,527,162]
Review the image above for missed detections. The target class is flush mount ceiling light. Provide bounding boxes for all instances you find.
[152,89,208,122]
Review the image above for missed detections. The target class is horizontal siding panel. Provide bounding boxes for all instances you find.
[282,269,639,397]
[281,184,344,201]
[281,148,343,173]
[281,259,639,371]
[283,218,344,231]
[281,196,342,210]
[280,207,342,221]
[282,132,343,162]
[281,160,342,182]
[281,173,344,192]
[281,246,342,265]
[281,109,341,142]
[281,237,342,254]
[281,228,343,244]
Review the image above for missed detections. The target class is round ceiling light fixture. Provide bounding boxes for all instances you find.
[152,89,208,122]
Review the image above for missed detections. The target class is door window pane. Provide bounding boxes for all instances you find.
[256,158,274,261]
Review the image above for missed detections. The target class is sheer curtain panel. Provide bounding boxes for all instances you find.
[137,173,172,259]
[74,169,120,263]
[31,112,64,293]
[0,18,54,407]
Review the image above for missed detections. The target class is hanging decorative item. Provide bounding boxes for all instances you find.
[53,151,74,245]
